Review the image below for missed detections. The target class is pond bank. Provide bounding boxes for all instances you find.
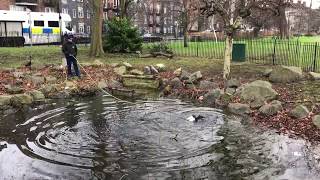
[1,60,320,144]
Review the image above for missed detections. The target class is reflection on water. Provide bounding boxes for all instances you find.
[0,96,319,180]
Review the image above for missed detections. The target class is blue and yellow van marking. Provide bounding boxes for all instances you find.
[22,27,60,34]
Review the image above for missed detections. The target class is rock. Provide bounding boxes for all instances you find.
[110,63,120,67]
[45,76,57,83]
[12,71,24,78]
[30,76,45,85]
[122,62,133,70]
[159,78,170,90]
[130,69,144,76]
[0,95,12,106]
[10,94,33,107]
[39,84,59,96]
[228,103,251,115]
[170,77,183,89]
[64,81,77,90]
[249,97,265,109]
[97,80,107,89]
[27,90,45,101]
[259,100,282,116]
[150,66,159,74]
[93,59,104,66]
[114,66,127,75]
[155,64,166,72]
[199,80,217,90]
[189,71,202,83]
[226,88,236,95]
[163,85,172,95]
[227,79,241,88]
[289,105,310,119]
[50,90,70,99]
[15,79,23,86]
[203,89,223,105]
[312,115,320,128]
[180,70,191,80]
[309,72,320,80]
[107,79,123,89]
[144,66,152,75]
[6,85,23,94]
[263,69,273,77]
[240,80,278,106]
[173,68,182,77]
[269,66,303,83]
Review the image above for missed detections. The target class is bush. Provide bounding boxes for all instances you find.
[148,42,173,54]
[103,18,143,53]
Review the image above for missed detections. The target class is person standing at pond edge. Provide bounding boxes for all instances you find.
[62,35,80,78]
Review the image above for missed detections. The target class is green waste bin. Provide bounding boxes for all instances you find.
[232,43,246,62]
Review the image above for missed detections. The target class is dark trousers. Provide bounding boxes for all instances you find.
[66,56,80,77]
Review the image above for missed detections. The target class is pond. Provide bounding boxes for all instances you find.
[0,96,319,179]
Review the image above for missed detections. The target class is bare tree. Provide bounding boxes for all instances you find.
[90,0,105,57]
[201,0,261,85]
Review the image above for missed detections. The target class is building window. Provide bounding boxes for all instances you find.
[79,23,84,33]
[156,27,160,33]
[61,0,67,4]
[73,25,77,33]
[73,9,77,18]
[164,7,167,14]
[156,4,160,14]
[62,8,68,14]
[34,21,44,27]
[45,7,55,13]
[156,16,160,24]
[78,7,84,18]
[87,11,90,19]
[87,26,90,34]
[48,21,59,27]
[164,27,167,34]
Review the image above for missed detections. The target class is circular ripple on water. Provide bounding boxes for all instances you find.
[11,98,225,179]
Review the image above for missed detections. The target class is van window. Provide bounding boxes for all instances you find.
[48,21,59,27]
[34,21,44,27]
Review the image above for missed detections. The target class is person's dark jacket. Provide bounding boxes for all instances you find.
[62,41,77,57]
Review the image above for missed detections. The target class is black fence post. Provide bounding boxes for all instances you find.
[313,42,318,72]
[272,38,277,65]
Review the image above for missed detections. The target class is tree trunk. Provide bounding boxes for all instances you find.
[223,35,233,87]
[183,11,188,47]
[90,0,105,57]
[278,6,289,39]
[183,30,188,47]
[253,27,261,38]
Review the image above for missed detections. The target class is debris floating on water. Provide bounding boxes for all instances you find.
[187,115,205,122]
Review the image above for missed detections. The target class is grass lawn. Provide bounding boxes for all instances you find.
[143,36,320,72]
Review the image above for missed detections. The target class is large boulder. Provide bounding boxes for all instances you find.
[27,90,45,101]
[170,77,183,89]
[309,72,320,80]
[114,66,127,75]
[29,75,45,85]
[150,66,159,74]
[12,71,25,78]
[6,85,23,94]
[45,76,57,83]
[289,105,310,119]
[180,70,191,81]
[0,95,12,106]
[312,115,320,128]
[10,94,33,107]
[155,64,166,72]
[203,89,223,106]
[93,59,104,66]
[259,100,282,116]
[226,88,236,95]
[107,79,123,89]
[269,66,303,83]
[97,80,108,89]
[227,79,241,88]
[39,84,59,96]
[189,71,202,83]
[173,68,182,77]
[130,69,144,76]
[228,103,251,115]
[240,80,277,107]
[122,62,133,70]
[263,69,273,77]
[199,80,217,90]
[144,66,152,75]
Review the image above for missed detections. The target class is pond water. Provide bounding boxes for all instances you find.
[0,96,320,180]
